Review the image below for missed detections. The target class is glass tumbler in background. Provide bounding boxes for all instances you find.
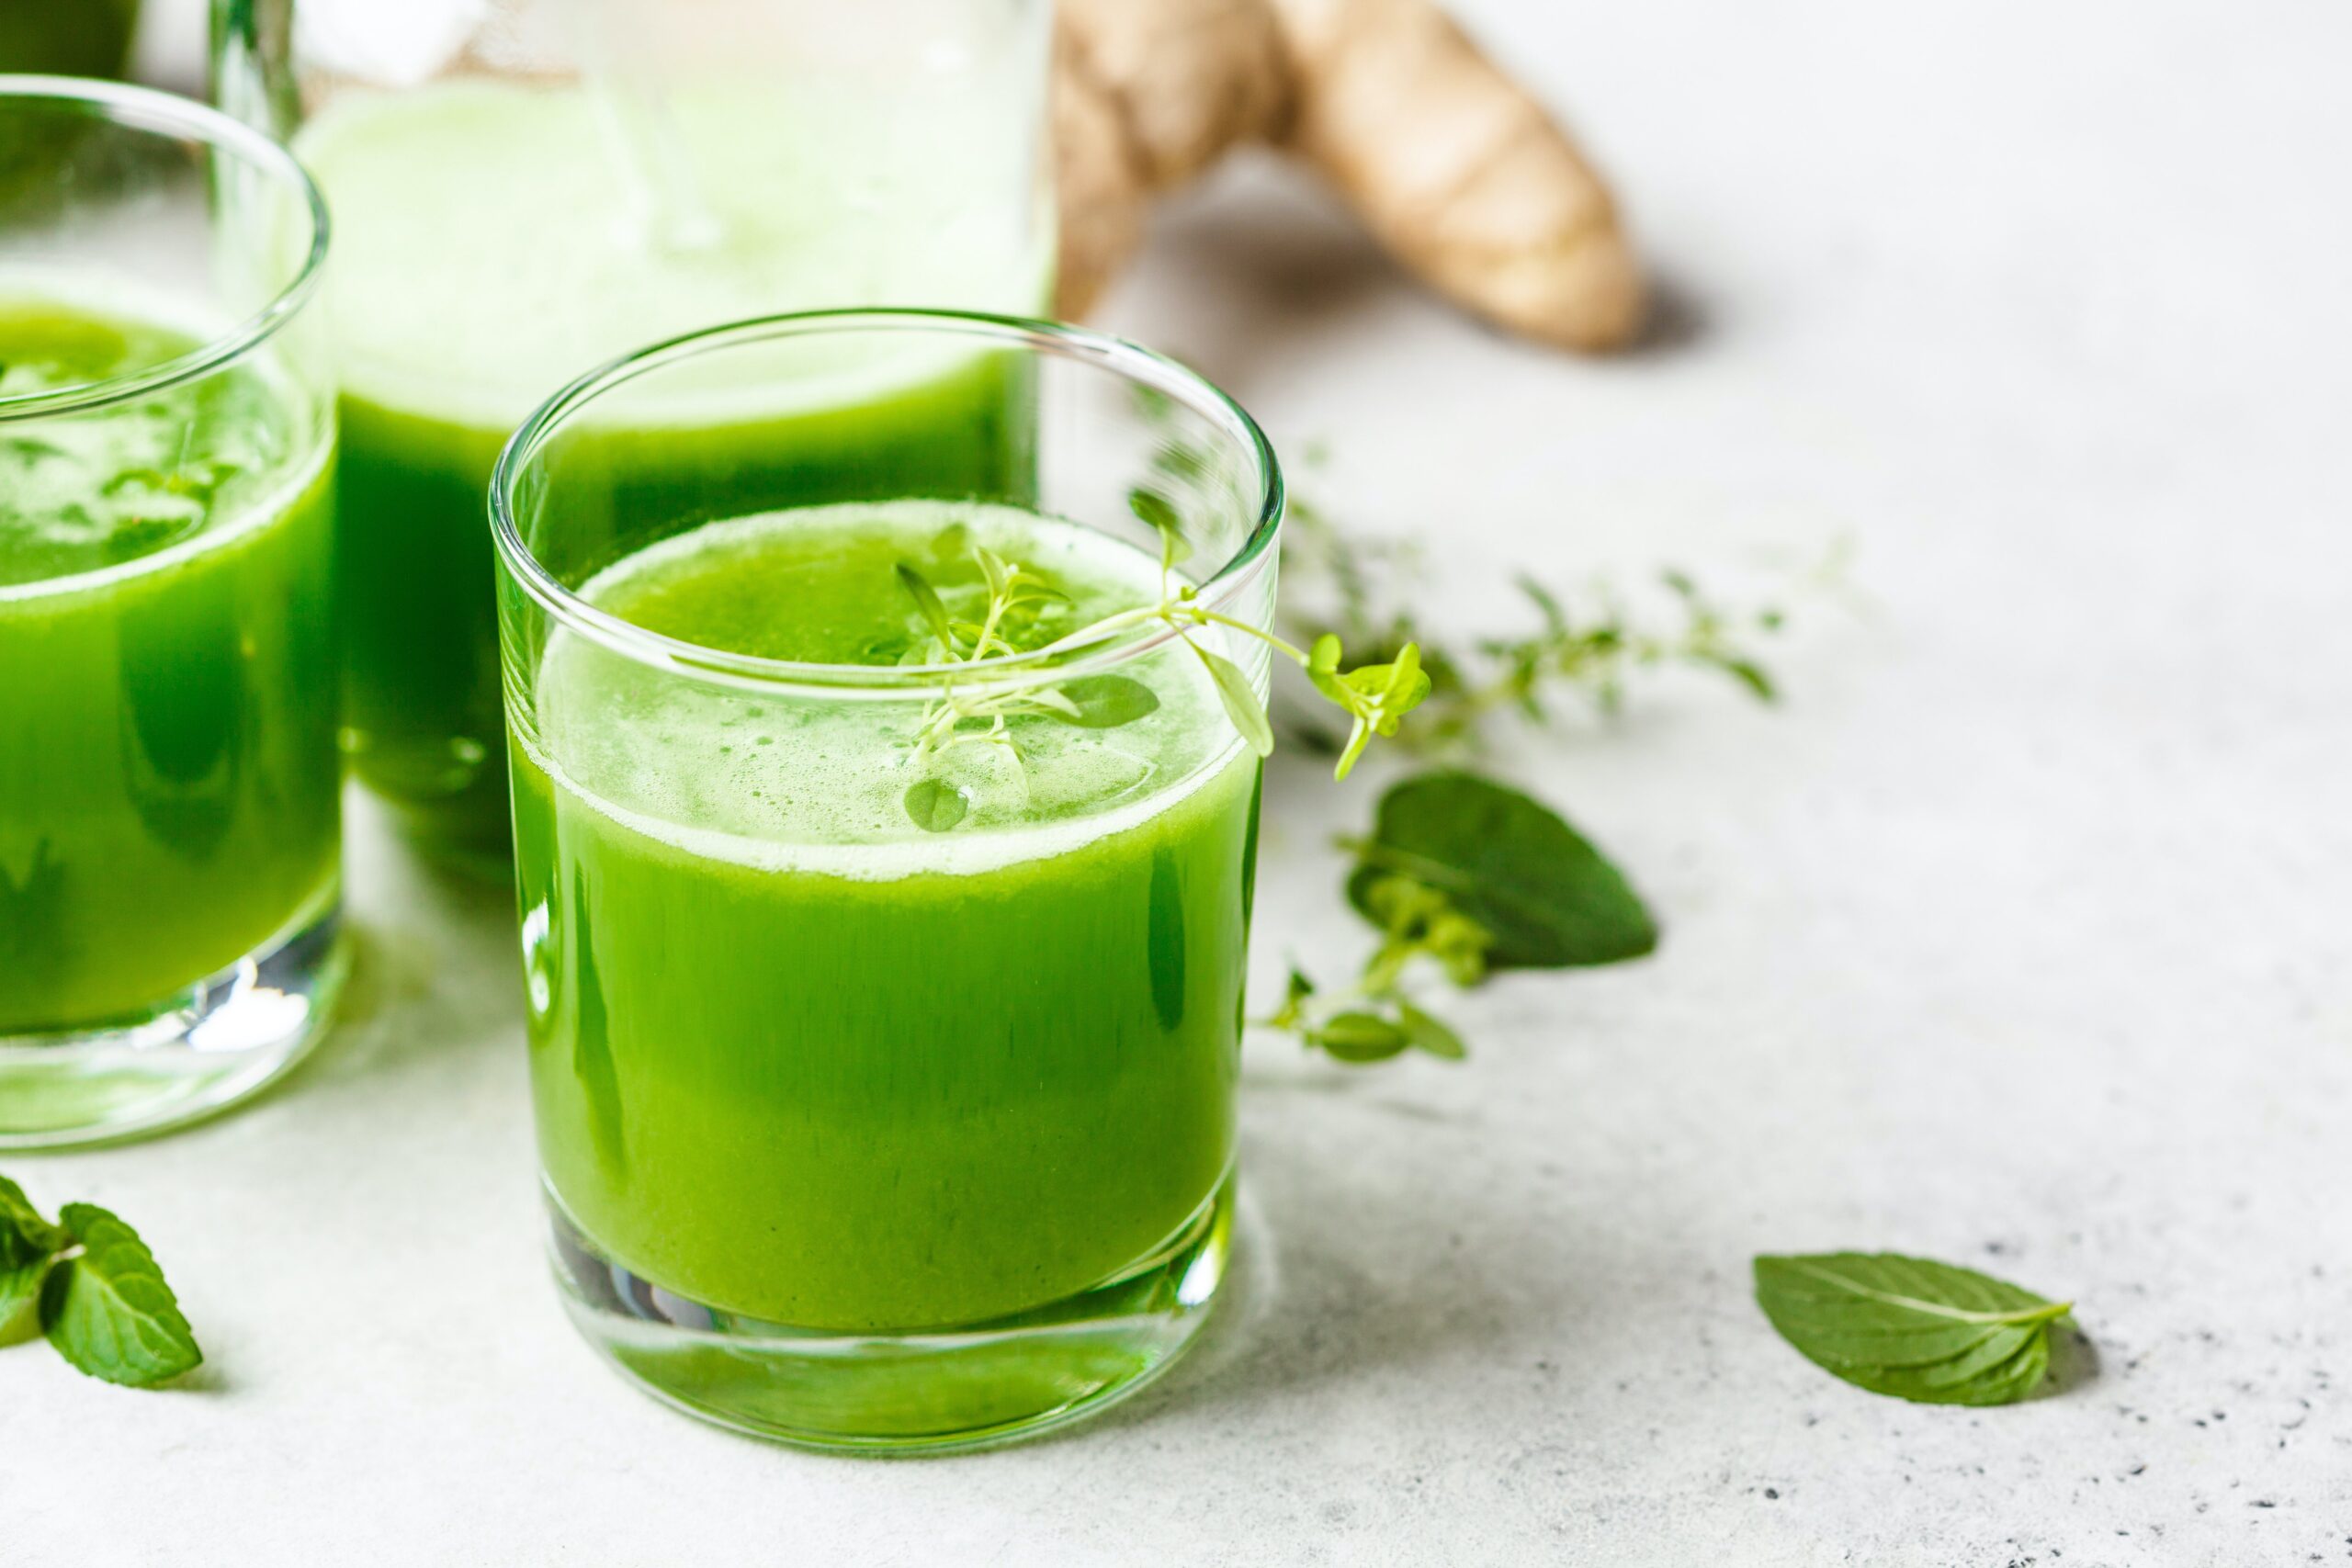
[215,0,1056,871]
[0,78,342,1149]
[492,310,1281,1451]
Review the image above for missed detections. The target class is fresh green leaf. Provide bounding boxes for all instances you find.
[1395,1000,1467,1060]
[894,561,956,650]
[1309,1011,1412,1064]
[1357,875,1495,995]
[1261,965,1317,1032]
[1339,644,1432,722]
[974,546,1013,600]
[902,778,969,833]
[0,1258,51,1328]
[1345,771,1657,968]
[1753,1251,2074,1407]
[1706,653,1778,703]
[0,1178,62,1329]
[1128,488,1192,567]
[1049,674,1160,729]
[1191,642,1274,757]
[1306,633,1348,704]
[1329,644,1433,779]
[0,1174,64,1261]
[40,1204,202,1388]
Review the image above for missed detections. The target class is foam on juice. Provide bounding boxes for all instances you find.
[0,282,329,604]
[525,501,1256,882]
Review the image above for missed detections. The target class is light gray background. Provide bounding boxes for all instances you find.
[8,2,2348,1562]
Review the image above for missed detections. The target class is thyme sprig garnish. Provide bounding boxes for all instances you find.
[892,497,1433,829]
[1280,487,1803,755]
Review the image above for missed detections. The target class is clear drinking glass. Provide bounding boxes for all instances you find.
[0,78,341,1148]
[214,0,1055,870]
[492,310,1281,1451]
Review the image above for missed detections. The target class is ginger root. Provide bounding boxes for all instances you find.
[1054,0,1644,353]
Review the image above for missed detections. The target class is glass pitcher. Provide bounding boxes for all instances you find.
[214,0,1055,867]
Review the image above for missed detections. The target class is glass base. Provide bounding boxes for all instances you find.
[0,896,347,1150]
[549,1172,1234,1454]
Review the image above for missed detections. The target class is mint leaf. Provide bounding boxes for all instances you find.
[0,1258,51,1329]
[0,1177,63,1330]
[0,1174,64,1261]
[40,1203,202,1388]
[1345,771,1657,968]
[1753,1251,2074,1407]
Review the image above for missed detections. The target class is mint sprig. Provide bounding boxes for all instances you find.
[1753,1251,2075,1407]
[0,1177,200,1389]
[1342,771,1657,969]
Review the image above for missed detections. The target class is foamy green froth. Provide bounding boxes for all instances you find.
[0,288,300,592]
[528,502,1240,878]
[297,81,1050,426]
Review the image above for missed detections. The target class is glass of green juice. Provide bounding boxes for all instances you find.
[0,79,342,1149]
[491,310,1282,1451]
[215,0,1053,870]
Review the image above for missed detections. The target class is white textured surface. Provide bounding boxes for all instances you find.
[9,2,2351,1562]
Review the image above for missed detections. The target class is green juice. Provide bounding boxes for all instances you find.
[512,502,1259,1332]
[0,299,337,1033]
[0,0,141,78]
[300,82,1051,859]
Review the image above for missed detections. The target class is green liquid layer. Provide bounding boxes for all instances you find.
[514,502,1259,1330]
[0,297,338,1032]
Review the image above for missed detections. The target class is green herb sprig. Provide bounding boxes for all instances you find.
[894,494,1432,829]
[1754,1251,2075,1406]
[0,1175,200,1389]
[1281,488,1799,756]
[1258,874,1487,1066]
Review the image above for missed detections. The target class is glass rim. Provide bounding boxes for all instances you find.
[0,74,332,421]
[490,309,1286,697]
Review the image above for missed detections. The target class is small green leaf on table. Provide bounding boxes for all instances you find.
[1394,999,1467,1060]
[40,1204,202,1388]
[0,1176,64,1326]
[0,1175,64,1262]
[1308,1011,1414,1064]
[1752,1251,2075,1407]
[1345,771,1657,969]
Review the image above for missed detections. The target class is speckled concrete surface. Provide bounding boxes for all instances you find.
[6,2,2349,1562]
